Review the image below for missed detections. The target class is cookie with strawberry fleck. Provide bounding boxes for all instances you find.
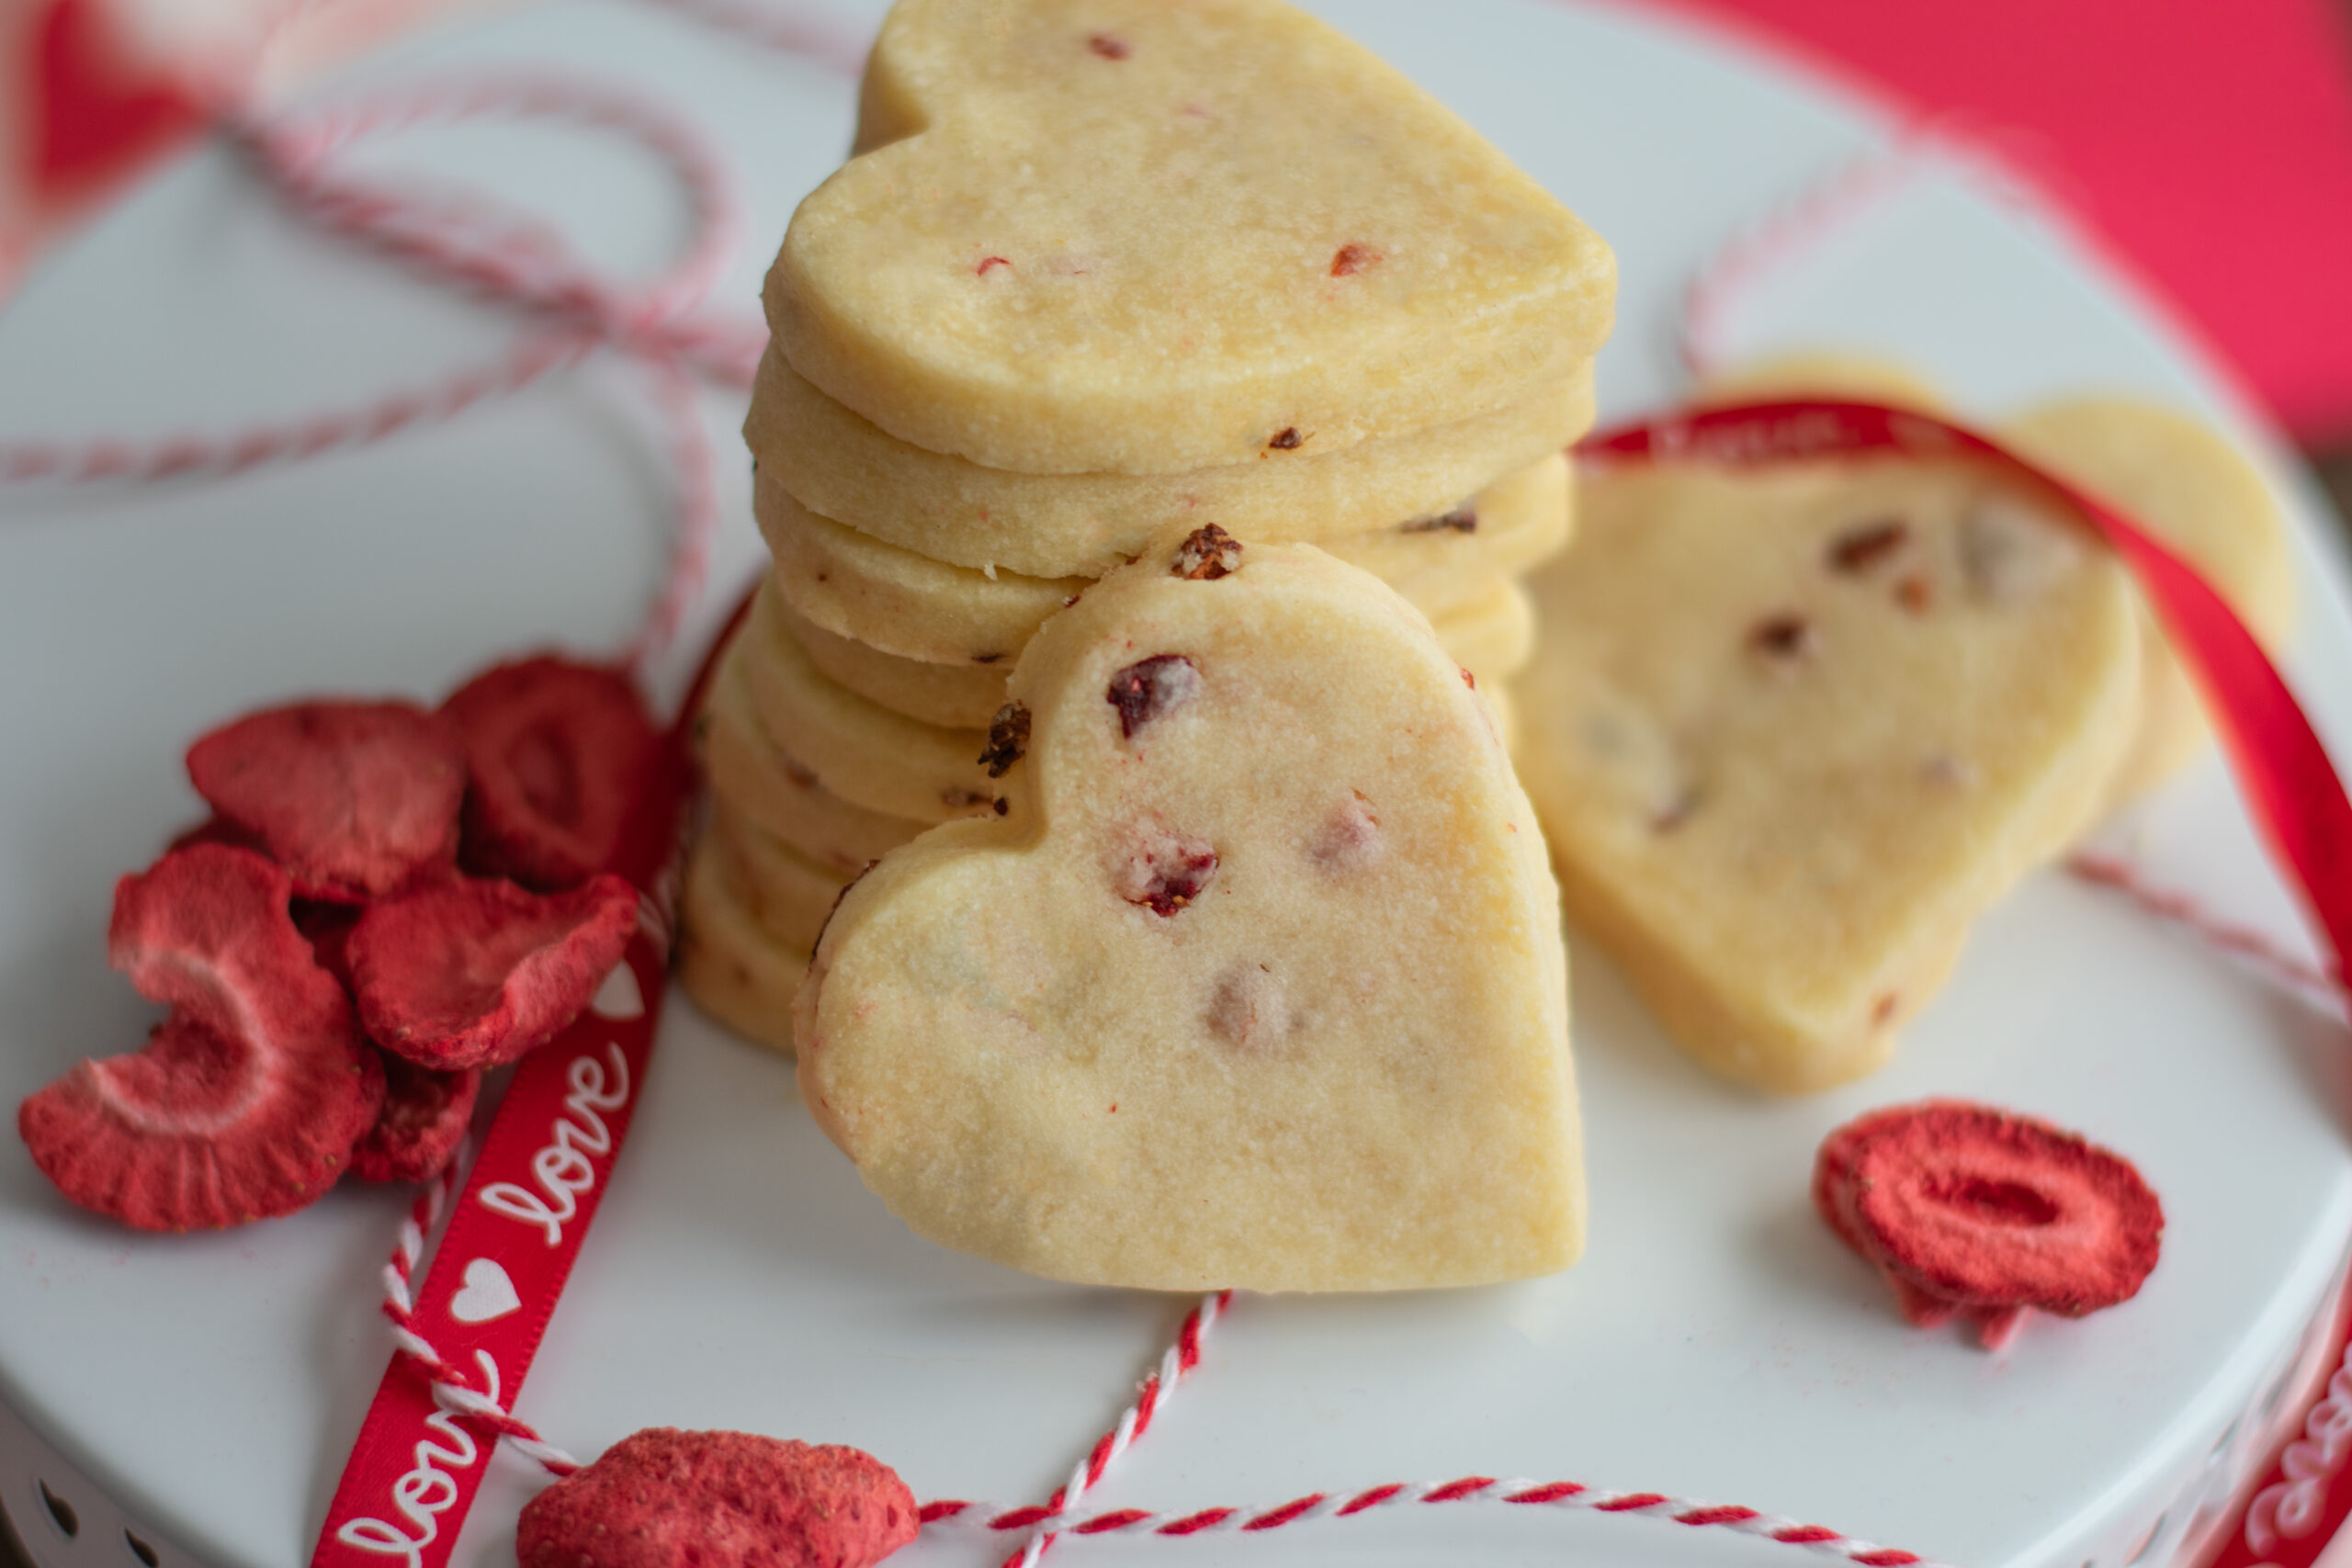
[757,453,1569,675]
[749,348,1588,581]
[774,551,1541,730]
[766,0,1613,476]
[796,528,1578,1292]
[1515,448,2140,1091]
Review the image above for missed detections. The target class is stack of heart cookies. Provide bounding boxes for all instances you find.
[681,0,1616,1054]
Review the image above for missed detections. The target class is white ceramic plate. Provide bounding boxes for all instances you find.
[4,3,2351,1566]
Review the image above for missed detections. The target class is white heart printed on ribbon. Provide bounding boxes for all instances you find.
[590,962,644,1021]
[447,1258,522,1325]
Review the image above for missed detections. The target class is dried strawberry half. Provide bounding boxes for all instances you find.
[17,844,381,1230]
[517,1429,918,1568]
[348,874,639,1069]
[186,701,465,902]
[443,657,656,891]
[1814,1100,2163,1345]
[351,1051,480,1184]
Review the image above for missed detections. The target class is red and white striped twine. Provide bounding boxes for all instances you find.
[1000,1290,1229,1568]
[377,1136,582,1477]
[924,1476,1946,1566]
[0,0,822,669]
[1679,118,2048,383]
[2069,852,2347,1019]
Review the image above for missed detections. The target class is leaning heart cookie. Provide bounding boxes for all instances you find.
[796,528,1581,1292]
[1516,452,2140,1092]
[2000,395,2295,807]
[768,0,1614,474]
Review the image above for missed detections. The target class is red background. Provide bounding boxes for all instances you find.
[1645,0,2352,446]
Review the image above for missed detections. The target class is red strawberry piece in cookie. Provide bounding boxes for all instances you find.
[1813,1100,2163,1348]
[517,1428,917,1568]
[1106,654,1202,739]
[186,701,466,902]
[347,874,638,1070]
[443,657,656,891]
[350,1051,481,1184]
[17,843,381,1230]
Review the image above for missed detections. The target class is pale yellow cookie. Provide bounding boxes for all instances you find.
[1435,579,1537,686]
[746,348,1594,578]
[758,454,1567,668]
[1320,453,1572,609]
[1695,352,1946,413]
[778,595,1012,730]
[708,801,857,953]
[779,567,1537,729]
[797,527,1581,1292]
[701,639,928,876]
[769,0,1614,475]
[679,833,809,1056]
[1516,457,2141,1093]
[1998,397,2296,807]
[737,583,1001,823]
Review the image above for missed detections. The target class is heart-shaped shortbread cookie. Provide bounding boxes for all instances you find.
[768,0,1614,475]
[1516,453,2140,1093]
[746,348,1594,577]
[2001,396,2295,807]
[796,530,1580,1292]
[758,452,1570,668]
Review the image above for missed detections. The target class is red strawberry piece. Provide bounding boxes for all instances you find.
[517,1429,918,1568]
[348,874,638,1069]
[1813,1100,2163,1346]
[165,816,263,856]
[351,1051,480,1184]
[291,898,362,989]
[443,657,656,891]
[1106,654,1202,739]
[1809,1102,1918,1257]
[17,844,380,1230]
[1842,1101,2162,1315]
[186,701,465,902]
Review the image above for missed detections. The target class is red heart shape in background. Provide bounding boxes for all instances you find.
[26,0,204,199]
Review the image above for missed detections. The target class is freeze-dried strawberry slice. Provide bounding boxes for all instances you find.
[517,1429,918,1568]
[186,701,465,902]
[1814,1100,2163,1342]
[443,657,656,891]
[291,898,361,989]
[348,874,638,1069]
[351,1051,480,1184]
[17,844,381,1230]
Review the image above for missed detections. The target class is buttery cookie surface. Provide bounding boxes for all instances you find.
[1517,457,2140,1093]
[796,531,1581,1292]
[768,0,1614,474]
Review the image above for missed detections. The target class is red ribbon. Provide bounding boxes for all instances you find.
[1584,400,2352,1568]
[308,598,745,1568]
